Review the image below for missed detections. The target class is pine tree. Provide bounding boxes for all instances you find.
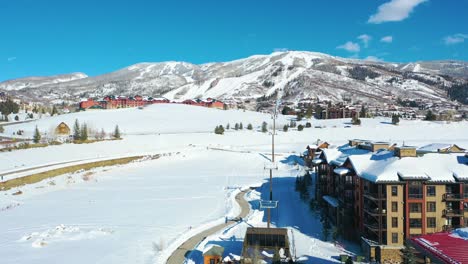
[360,105,367,118]
[247,123,253,130]
[99,128,106,140]
[305,122,312,128]
[352,115,361,125]
[219,125,225,134]
[51,105,58,116]
[33,126,41,144]
[234,123,239,130]
[0,125,4,133]
[345,256,354,264]
[113,125,121,139]
[305,106,313,119]
[14,115,19,121]
[425,110,437,121]
[401,240,416,264]
[298,124,304,131]
[73,119,81,140]
[283,125,288,132]
[392,114,400,125]
[261,121,268,133]
[80,123,88,141]
[226,123,230,130]
[239,122,243,130]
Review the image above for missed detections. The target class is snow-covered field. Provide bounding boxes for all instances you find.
[1,104,468,264]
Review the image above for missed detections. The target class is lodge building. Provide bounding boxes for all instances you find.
[307,141,468,263]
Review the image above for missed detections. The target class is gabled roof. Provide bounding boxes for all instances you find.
[418,143,466,154]
[203,244,224,256]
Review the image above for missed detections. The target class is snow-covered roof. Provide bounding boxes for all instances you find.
[349,153,468,183]
[417,143,465,153]
[322,145,369,166]
[203,244,224,256]
[334,167,350,176]
[312,158,323,165]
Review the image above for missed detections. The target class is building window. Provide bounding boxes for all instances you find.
[409,182,423,199]
[410,203,422,213]
[410,218,422,228]
[392,186,398,196]
[392,202,398,212]
[210,259,215,264]
[427,202,436,212]
[427,217,436,228]
[392,217,398,228]
[392,233,398,243]
[427,186,436,197]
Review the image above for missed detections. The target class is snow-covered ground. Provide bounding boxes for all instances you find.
[1,104,467,264]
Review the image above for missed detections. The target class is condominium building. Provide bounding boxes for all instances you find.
[309,141,468,263]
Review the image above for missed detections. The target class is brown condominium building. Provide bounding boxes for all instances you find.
[307,140,468,263]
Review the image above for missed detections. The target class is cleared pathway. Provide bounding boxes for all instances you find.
[166,188,251,264]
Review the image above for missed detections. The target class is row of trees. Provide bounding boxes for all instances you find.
[72,119,121,141]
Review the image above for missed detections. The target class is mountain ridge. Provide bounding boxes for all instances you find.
[1,51,467,106]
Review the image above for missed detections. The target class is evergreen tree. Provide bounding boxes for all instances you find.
[247,123,253,130]
[0,99,20,117]
[261,121,268,133]
[113,125,121,139]
[305,122,312,128]
[345,256,354,264]
[14,115,19,121]
[392,114,400,125]
[360,105,367,118]
[80,123,88,141]
[239,122,243,130]
[41,108,46,114]
[305,106,313,119]
[289,120,297,128]
[283,125,288,132]
[425,110,437,121]
[296,111,304,121]
[214,125,219,134]
[352,115,361,125]
[33,126,41,144]
[234,123,239,130]
[51,105,58,116]
[297,124,304,131]
[401,240,416,264]
[73,119,81,140]
[226,123,230,130]
[0,125,4,133]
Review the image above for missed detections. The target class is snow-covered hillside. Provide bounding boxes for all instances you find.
[1,104,467,264]
[1,51,466,106]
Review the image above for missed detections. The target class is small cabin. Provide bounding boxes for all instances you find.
[55,122,71,135]
[203,244,224,264]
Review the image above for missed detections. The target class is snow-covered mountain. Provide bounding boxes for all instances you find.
[1,51,467,105]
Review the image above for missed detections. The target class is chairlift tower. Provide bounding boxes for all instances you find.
[262,89,282,228]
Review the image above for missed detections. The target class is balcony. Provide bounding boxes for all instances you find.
[408,193,423,199]
[364,223,387,232]
[363,192,385,201]
[443,209,463,217]
[443,193,463,201]
[364,207,387,216]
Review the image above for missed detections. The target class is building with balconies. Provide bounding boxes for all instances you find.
[307,141,468,263]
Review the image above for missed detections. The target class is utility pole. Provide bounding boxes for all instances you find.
[267,97,279,228]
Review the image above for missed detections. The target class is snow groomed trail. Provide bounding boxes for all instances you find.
[166,189,251,264]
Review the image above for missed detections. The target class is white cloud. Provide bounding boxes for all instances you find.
[443,34,468,45]
[337,41,360,53]
[364,56,384,62]
[358,34,372,48]
[381,36,393,43]
[273,48,289,52]
[368,0,427,24]
[7,57,16,62]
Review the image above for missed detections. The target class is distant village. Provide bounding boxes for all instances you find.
[1,90,467,122]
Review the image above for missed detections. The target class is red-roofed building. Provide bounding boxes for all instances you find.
[410,231,468,264]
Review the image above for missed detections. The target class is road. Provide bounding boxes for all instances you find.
[166,188,251,264]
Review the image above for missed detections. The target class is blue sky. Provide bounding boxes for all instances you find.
[1,0,467,81]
